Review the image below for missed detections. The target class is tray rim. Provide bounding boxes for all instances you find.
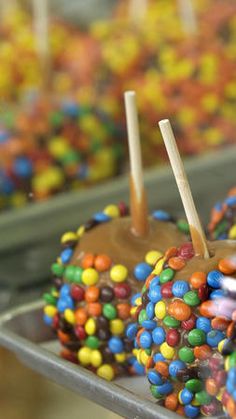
[0,300,223,419]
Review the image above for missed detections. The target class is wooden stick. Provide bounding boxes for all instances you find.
[32,0,51,89]
[128,0,148,22]
[177,0,197,35]
[159,119,209,258]
[124,91,149,237]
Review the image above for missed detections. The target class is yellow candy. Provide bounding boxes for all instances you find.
[216,388,224,402]
[110,319,125,335]
[130,307,137,317]
[229,225,236,240]
[218,338,227,354]
[103,204,120,218]
[49,136,70,158]
[225,357,230,372]
[61,232,78,244]
[44,305,57,317]
[82,268,99,286]
[115,353,126,363]
[85,318,96,335]
[155,301,166,319]
[140,350,149,366]
[91,350,102,368]
[64,309,75,325]
[78,347,92,366]
[110,265,128,282]
[134,297,142,306]
[52,290,59,298]
[160,342,175,359]
[77,225,85,238]
[145,250,163,266]
[132,349,138,357]
[97,364,114,381]
[152,257,165,275]
[192,398,200,407]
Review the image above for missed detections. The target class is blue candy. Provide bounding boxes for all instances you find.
[152,327,166,345]
[149,276,160,290]
[196,317,211,333]
[134,262,152,281]
[157,381,173,395]
[207,270,224,289]
[148,286,162,303]
[169,360,186,378]
[142,320,156,330]
[133,360,145,375]
[152,209,171,221]
[108,337,124,353]
[43,314,53,326]
[14,156,33,178]
[148,370,163,385]
[225,196,236,207]
[93,212,111,223]
[146,302,155,320]
[180,389,194,405]
[57,296,74,312]
[172,281,190,298]
[184,405,200,418]
[210,289,225,299]
[62,101,79,117]
[153,353,165,363]
[207,330,225,347]
[60,284,71,297]
[60,248,73,264]
[126,323,138,340]
[140,331,152,349]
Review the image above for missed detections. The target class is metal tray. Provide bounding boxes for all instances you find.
[1,146,236,289]
[0,301,223,419]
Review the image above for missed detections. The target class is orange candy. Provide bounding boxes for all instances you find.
[176,405,185,416]
[146,357,154,370]
[155,361,169,377]
[194,344,212,360]
[227,398,236,418]
[165,247,178,259]
[87,302,102,317]
[75,307,88,325]
[81,253,95,269]
[205,378,219,396]
[145,274,156,288]
[117,303,131,320]
[199,300,214,318]
[211,317,230,331]
[94,254,112,272]
[218,258,236,275]
[168,257,186,270]
[227,321,235,338]
[189,271,207,289]
[168,301,191,321]
[57,330,70,344]
[165,393,178,411]
[85,286,100,303]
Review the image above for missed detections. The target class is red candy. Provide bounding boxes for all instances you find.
[198,284,209,301]
[114,283,131,299]
[161,282,173,298]
[181,313,196,330]
[166,329,180,347]
[71,284,85,301]
[74,325,86,340]
[177,242,194,260]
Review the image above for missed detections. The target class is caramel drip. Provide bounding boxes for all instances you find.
[70,216,187,274]
[190,224,209,259]
[130,175,149,237]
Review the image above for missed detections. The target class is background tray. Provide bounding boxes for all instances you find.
[0,301,223,419]
[1,146,236,289]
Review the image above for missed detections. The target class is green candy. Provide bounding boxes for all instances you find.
[184,291,200,306]
[179,347,195,363]
[195,391,212,405]
[103,304,117,320]
[163,316,180,328]
[229,352,236,368]
[73,266,84,283]
[188,329,206,346]
[64,265,76,282]
[141,285,147,294]
[150,385,162,399]
[186,379,202,393]
[43,293,57,305]
[160,268,175,284]
[138,309,148,324]
[51,263,65,277]
[177,219,190,234]
[85,336,100,349]
[214,220,229,239]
